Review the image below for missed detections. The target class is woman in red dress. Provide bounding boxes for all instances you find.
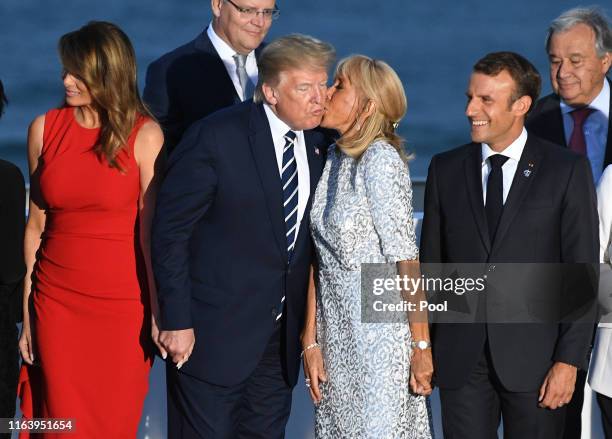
[18,21,164,438]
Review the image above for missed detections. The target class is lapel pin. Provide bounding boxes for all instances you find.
[314,147,320,156]
[523,169,531,177]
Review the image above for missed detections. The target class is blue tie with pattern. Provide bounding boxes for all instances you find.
[276,130,298,322]
[282,130,299,259]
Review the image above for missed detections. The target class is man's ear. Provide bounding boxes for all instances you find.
[601,51,612,74]
[211,0,223,18]
[262,83,277,105]
[512,95,532,117]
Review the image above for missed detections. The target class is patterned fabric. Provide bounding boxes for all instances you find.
[310,140,433,439]
[282,130,299,257]
[277,130,298,322]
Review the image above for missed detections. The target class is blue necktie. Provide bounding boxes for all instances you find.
[282,130,299,259]
[276,130,298,322]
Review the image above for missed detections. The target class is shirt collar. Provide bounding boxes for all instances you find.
[560,78,610,119]
[207,22,255,63]
[481,127,527,165]
[263,104,303,140]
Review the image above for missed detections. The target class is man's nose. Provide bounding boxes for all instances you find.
[465,99,477,117]
[557,60,572,78]
[251,11,266,27]
[312,87,325,104]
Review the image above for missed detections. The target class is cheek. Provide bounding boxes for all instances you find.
[582,66,602,82]
[550,66,559,79]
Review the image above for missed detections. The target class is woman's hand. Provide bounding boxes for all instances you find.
[19,318,35,365]
[303,344,327,404]
[410,348,433,396]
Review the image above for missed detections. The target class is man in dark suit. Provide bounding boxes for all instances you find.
[420,52,599,438]
[144,0,278,154]
[152,34,334,439]
[526,8,612,437]
[0,80,26,437]
[527,7,611,183]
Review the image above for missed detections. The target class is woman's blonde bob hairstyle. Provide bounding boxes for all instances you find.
[334,55,408,160]
[59,21,152,170]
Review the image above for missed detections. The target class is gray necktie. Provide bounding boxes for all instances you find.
[233,53,254,101]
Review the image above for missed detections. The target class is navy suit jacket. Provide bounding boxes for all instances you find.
[526,77,612,172]
[143,28,264,154]
[152,102,328,387]
[420,133,598,392]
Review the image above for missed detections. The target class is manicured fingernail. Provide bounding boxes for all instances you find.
[162,352,167,360]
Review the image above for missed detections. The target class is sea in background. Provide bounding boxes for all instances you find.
[3,1,610,438]
[1,0,607,181]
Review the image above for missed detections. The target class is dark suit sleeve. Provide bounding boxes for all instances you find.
[152,121,218,330]
[419,155,442,263]
[554,155,599,369]
[143,60,182,154]
[0,162,26,321]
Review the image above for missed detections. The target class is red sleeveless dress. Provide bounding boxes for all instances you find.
[18,107,153,438]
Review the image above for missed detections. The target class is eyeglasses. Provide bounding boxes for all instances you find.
[224,0,280,20]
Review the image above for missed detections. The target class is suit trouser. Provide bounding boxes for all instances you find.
[166,323,293,439]
[440,343,566,439]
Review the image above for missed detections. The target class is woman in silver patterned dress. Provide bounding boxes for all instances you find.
[301,55,434,438]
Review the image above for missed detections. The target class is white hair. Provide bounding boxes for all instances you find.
[546,6,612,58]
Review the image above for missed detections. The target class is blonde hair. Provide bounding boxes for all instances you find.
[334,55,408,160]
[254,34,335,103]
[59,21,152,170]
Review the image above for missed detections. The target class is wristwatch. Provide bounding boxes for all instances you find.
[410,340,431,350]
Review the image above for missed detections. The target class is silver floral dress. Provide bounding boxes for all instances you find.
[310,141,433,439]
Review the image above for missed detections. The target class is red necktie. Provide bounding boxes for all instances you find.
[568,107,594,155]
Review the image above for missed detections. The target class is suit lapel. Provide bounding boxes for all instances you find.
[248,104,287,264]
[464,144,491,254]
[304,130,324,196]
[491,136,541,254]
[195,28,241,104]
[543,95,567,148]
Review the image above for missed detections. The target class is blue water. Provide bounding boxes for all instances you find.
[3,2,611,438]
[1,0,604,180]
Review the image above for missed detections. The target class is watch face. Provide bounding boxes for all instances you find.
[417,340,429,350]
